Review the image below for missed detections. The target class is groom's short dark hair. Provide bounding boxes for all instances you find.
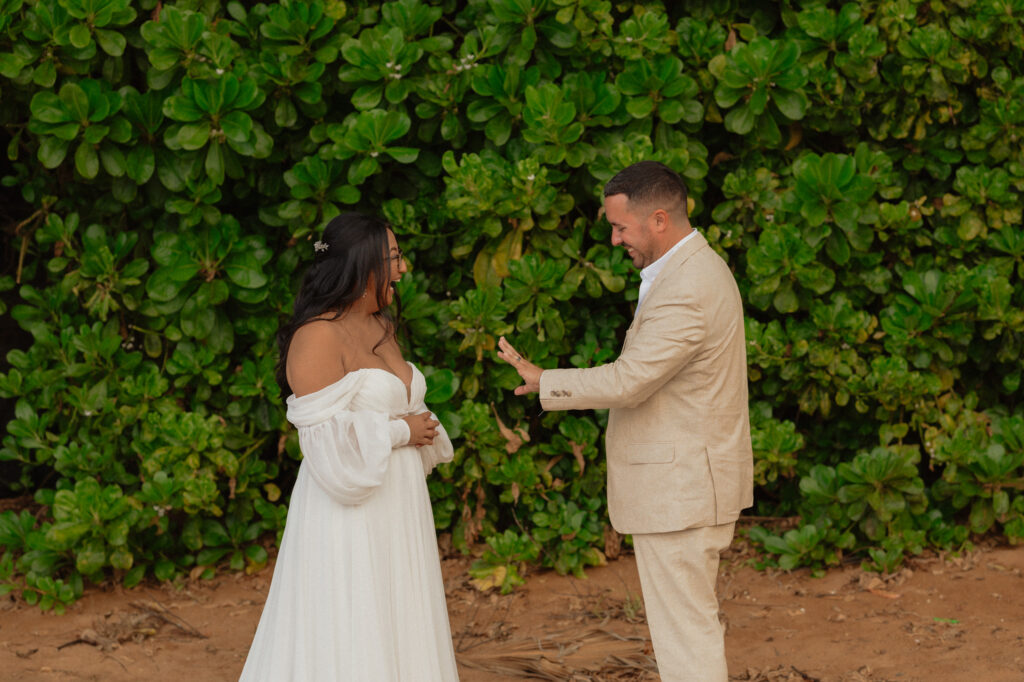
[604,161,689,218]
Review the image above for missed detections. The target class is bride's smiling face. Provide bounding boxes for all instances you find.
[361,228,406,312]
[383,229,406,306]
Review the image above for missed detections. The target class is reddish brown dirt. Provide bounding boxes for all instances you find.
[1,538,1022,681]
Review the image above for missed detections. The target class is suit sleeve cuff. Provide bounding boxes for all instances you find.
[539,369,565,410]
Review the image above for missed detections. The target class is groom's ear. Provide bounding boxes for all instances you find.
[650,208,670,233]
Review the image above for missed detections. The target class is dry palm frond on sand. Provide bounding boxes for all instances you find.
[456,625,657,681]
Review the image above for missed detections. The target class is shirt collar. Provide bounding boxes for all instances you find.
[639,229,697,283]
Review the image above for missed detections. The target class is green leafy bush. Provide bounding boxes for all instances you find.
[2,0,1024,606]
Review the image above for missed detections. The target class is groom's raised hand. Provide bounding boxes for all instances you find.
[497,336,542,396]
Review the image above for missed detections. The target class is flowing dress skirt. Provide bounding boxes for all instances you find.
[239,444,458,681]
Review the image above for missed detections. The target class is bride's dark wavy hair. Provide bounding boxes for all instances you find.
[275,212,399,397]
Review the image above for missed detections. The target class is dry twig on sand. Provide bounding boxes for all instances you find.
[56,598,207,653]
[457,625,657,681]
[129,599,208,639]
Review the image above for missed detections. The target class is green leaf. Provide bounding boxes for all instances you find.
[177,122,211,150]
[219,111,252,143]
[467,99,504,123]
[82,124,110,145]
[424,368,459,403]
[38,137,71,168]
[143,332,162,357]
[60,83,90,123]
[625,97,655,119]
[109,547,133,571]
[205,141,225,185]
[147,266,195,301]
[123,564,146,588]
[0,53,28,79]
[181,295,216,338]
[197,548,229,566]
[100,146,126,177]
[163,93,205,122]
[294,82,322,104]
[332,185,360,204]
[245,544,268,564]
[202,521,230,547]
[348,156,379,184]
[126,145,156,184]
[75,539,106,575]
[75,141,99,179]
[773,280,799,313]
[826,231,851,265]
[69,24,92,49]
[385,147,419,164]
[30,92,67,124]
[34,60,57,87]
[96,29,127,56]
[484,115,512,145]
[656,99,685,124]
[154,560,176,581]
[969,501,995,533]
[724,104,756,134]
[224,254,268,289]
[274,98,298,128]
[772,89,807,120]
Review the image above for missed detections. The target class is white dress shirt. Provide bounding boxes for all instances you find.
[636,230,698,313]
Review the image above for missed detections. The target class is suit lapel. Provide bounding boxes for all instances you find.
[634,232,707,319]
[621,232,708,348]
[645,231,707,303]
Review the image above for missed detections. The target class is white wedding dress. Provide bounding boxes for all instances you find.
[239,362,459,681]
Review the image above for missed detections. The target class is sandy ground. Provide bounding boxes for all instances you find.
[1,536,1022,681]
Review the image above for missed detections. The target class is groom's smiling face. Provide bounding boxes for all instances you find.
[605,193,656,269]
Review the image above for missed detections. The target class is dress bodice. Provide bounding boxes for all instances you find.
[281,361,451,507]
[286,362,426,425]
[347,365,424,416]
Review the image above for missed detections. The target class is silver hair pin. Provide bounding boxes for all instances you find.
[313,240,329,253]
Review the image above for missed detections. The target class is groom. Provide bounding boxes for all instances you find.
[498,161,753,681]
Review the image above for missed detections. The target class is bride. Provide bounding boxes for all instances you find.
[239,213,459,681]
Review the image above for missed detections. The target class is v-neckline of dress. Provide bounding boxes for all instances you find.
[363,363,413,403]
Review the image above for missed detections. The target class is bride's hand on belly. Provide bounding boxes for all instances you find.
[403,412,439,447]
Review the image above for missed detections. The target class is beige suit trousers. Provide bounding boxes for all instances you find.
[632,523,736,682]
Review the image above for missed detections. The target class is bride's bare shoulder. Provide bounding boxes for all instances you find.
[291,317,339,342]
[287,320,347,396]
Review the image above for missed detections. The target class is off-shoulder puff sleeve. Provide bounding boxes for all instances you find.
[411,398,454,475]
[286,376,411,505]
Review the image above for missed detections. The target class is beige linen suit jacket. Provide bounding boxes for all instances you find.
[539,232,753,534]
